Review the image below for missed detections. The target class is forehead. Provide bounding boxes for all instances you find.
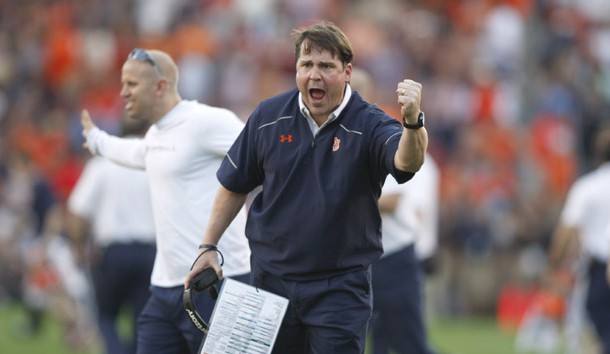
[297,46,340,63]
[121,59,155,79]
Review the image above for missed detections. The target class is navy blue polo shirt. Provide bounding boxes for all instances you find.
[217,89,414,281]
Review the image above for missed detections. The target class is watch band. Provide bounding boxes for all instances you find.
[403,111,425,129]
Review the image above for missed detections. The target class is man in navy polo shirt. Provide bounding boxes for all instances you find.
[186,21,428,354]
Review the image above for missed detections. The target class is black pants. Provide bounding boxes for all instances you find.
[251,263,372,354]
[586,259,610,354]
[93,242,156,354]
[371,245,435,354]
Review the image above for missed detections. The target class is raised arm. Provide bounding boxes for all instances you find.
[81,109,147,169]
[394,80,428,173]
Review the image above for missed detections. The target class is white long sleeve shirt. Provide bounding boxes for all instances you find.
[380,153,440,259]
[68,154,156,247]
[86,100,251,287]
[560,162,610,262]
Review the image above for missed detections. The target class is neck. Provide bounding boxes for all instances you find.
[312,114,328,127]
[151,95,182,124]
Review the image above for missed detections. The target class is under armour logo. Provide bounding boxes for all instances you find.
[280,134,293,143]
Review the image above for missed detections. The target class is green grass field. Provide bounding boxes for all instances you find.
[0,301,560,354]
[428,317,517,354]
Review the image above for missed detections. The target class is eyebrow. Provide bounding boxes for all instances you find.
[298,59,337,67]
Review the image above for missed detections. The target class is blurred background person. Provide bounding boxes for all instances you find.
[545,124,610,354]
[39,204,99,350]
[372,153,440,354]
[66,116,156,354]
[0,150,98,349]
[352,67,440,354]
[0,149,59,336]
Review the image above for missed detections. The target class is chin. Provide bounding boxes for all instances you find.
[310,107,328,117]
[125,109,138,119]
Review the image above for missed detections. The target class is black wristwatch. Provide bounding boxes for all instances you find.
[403,111,425,130]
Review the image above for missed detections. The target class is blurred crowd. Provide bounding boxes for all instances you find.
[1,0,610,350]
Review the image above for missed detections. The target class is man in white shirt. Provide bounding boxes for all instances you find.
[547,124,610,354]
[372,153,439,354]
[80,49,250,354]
[351,67,438,354]
[67,117,156,354]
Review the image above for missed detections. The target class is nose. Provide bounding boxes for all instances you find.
[120,85,129,98]
[309,67,322,81]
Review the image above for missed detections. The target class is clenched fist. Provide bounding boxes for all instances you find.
[396,79,422,124]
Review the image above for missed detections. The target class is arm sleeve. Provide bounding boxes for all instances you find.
[370,110,414,184]
[198,108,245,156]
[560,181,585,228]
[67,159,102,218]
[217,106,264,194]
[409,158,440,258]
[87,127,147,169]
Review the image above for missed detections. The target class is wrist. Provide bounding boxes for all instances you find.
[194,244,224,267]
[198,243,217,250]
[402,111,425,130]
[86,127,102,155]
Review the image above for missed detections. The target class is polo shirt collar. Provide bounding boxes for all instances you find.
[299,85,352,133]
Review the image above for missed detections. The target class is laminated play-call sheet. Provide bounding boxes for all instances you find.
[199,278,289,354]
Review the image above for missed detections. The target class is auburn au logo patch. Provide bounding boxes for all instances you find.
[332,137,341,151]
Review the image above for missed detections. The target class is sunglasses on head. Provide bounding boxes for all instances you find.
[128,48,164,76]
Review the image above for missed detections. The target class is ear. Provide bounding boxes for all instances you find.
[155,78,168,96]
[344,63,352,83]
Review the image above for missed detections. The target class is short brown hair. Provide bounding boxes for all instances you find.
[292,21,353,66]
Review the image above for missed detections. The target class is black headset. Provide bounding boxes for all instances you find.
[183,267,220,334]
[183,247,224,334]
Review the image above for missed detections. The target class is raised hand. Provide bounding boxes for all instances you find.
[80,109,97,150]
[396,79,422,123]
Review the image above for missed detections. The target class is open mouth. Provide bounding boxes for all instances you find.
[309,88,325,101]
